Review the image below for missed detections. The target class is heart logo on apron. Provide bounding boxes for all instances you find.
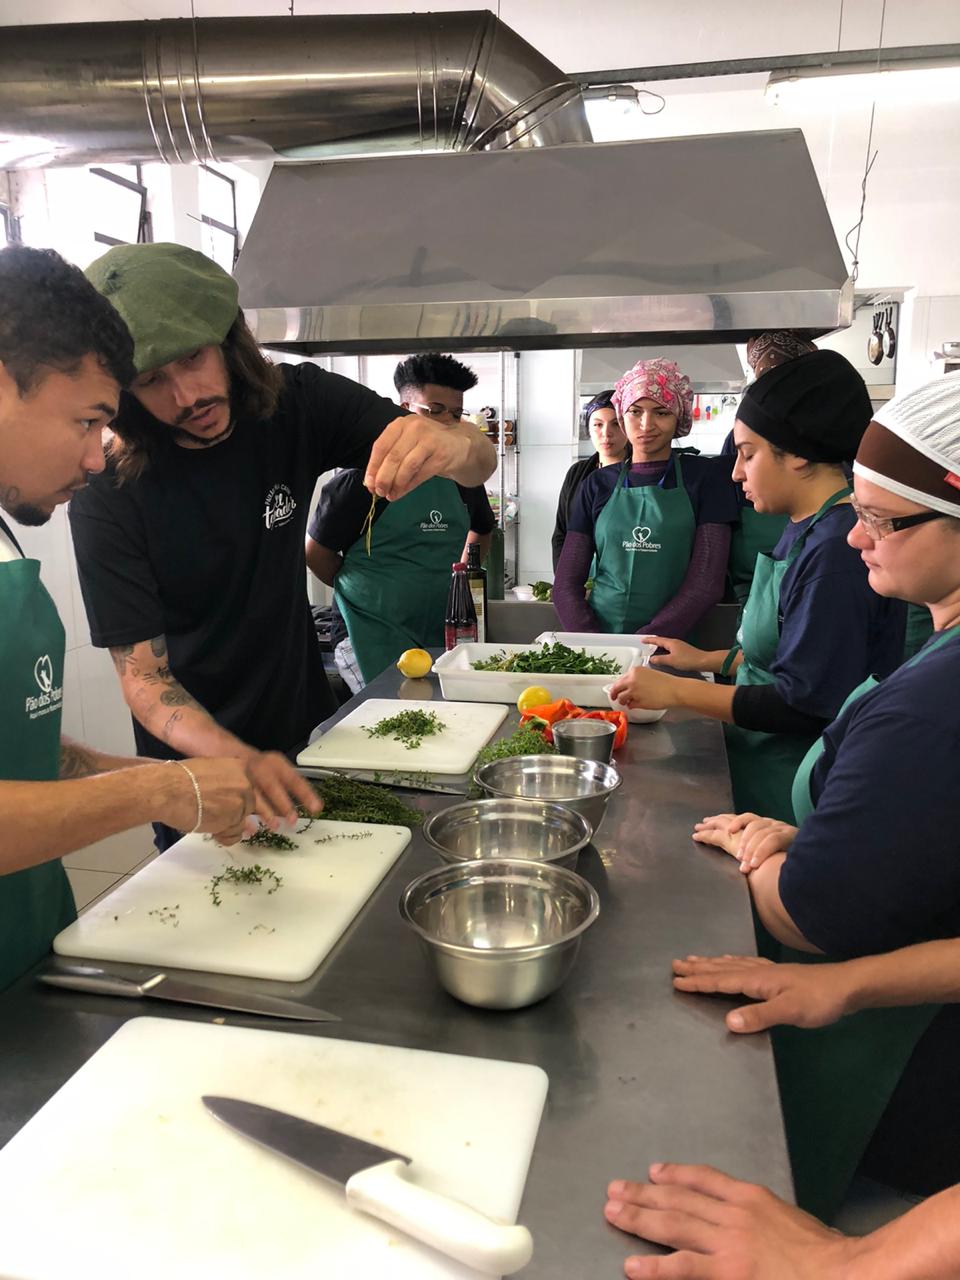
[632,526,652,544]
[429,510,443,525]
[34,653,54,693]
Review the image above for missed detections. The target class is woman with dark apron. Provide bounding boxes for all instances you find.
[723,332,817,605]
[693,372,960,1219]
[0,513,76,991]
[553,358,738,640]
[608,351,905,823]
[551,390,628,571]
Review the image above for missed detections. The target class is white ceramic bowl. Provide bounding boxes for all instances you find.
[602,682,667,724]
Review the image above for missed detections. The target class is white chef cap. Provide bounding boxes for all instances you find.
[853,372,960,517]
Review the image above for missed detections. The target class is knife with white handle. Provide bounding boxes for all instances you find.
[39,966,338,1022]
[203,1095,533,1275]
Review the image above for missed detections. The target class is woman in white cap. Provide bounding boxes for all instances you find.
[690,373,960,1223]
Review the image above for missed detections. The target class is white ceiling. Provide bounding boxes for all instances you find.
[2,0,960,74]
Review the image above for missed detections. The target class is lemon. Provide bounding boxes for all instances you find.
[517,685,552,714]
[396,648,433,679]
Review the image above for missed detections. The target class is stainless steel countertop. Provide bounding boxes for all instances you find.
[0,666,792,1273]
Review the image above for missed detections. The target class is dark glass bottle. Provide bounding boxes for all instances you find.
[444,562,478,650]
[465,543,488,644]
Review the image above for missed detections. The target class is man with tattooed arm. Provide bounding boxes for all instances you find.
[69,243,496,850]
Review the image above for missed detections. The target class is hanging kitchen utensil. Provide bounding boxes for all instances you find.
[883,306,897,359]
[692,395,700,421]
[867,311,884,366]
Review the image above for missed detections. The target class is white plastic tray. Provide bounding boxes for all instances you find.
[433,641,641,707]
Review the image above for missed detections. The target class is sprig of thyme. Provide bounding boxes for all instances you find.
[208,864,282,907]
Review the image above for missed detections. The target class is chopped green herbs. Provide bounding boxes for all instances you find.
[312,830,374,846]
[301,774,424,827]
[364,709,446,750]
[531,581,553,601]
[473,723,556,772]
[471,641,621,676]
[242,829,297,851]
[148,904,180,926]
[208,864,282,907]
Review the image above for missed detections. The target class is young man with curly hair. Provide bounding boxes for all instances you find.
[306,352,495,690]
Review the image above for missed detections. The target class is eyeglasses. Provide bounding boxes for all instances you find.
[850,496,947,541]
[410,402,464,422]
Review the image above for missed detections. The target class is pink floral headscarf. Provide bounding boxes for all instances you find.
[611,358,694,438]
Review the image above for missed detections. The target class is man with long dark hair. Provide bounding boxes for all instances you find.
[70,244,496,849]
[306,352,495,690]
[0,245,254,991]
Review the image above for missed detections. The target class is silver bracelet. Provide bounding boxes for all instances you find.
[167,759,203,832]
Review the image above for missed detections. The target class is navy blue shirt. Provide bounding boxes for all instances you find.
[568,452,739,537]
[780,631,960,958]
[769,504,905,720]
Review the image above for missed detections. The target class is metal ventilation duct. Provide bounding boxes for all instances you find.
[0,11,590,167]
[237,130,853,355]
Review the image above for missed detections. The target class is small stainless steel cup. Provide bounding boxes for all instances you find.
[552,718,616,763]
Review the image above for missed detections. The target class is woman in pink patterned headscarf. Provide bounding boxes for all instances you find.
[553,357,739,639]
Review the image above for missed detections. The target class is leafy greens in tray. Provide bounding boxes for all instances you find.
[471,641,622,676]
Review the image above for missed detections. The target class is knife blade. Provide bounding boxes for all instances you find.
[38,966,339,1022]
[202,1095,533,1275]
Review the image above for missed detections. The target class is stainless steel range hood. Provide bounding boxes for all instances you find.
[238,129,853,355]
[580,346,746,395]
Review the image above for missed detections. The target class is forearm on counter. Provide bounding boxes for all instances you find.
[847,1185,960,1280]
[843,940,960,1013]
[0,766,181,872]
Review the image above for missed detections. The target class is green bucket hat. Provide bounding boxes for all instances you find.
[85,242,239,378]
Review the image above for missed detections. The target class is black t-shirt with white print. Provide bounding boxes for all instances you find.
[69,363,401,760]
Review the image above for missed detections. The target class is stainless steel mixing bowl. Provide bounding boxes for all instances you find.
[422,798,593,871]
[473,754,621,835]
[399,858,600,1010]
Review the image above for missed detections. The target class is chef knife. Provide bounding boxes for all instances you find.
[38,966,339,1022]
[202,1095,533,1275]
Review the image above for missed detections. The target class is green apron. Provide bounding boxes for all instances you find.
[903,602,934,660]
[767,629,960,1222]
[723,487,850,824]
[727,505,789,606]
[0,514,76,993]
[335,477,470,684]
[590,455,696,633]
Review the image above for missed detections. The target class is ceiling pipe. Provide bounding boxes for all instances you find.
[0,10,590,168]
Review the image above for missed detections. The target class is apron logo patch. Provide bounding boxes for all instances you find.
[622,525,662,552]
[26,653,62,720]
[420,508,449,532]
[34,654,54,694]
[263,483,297,531]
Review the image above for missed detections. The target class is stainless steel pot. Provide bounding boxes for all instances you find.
[474,754,621,835]
[399,858,600,1010]
[423,798,592,871]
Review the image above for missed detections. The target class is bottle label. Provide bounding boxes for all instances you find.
[469,583,486,643]
[445,623,478,650]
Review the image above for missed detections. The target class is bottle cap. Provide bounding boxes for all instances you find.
[452,562,466,571]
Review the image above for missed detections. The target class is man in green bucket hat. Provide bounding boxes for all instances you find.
[70,242,496,850]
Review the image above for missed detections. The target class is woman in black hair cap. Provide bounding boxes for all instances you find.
[550,391,628,570]
[610,350,906,824]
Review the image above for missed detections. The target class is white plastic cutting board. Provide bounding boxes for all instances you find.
[0,1018,549,1280]
[54,820,411,981]
[297,698,509,774]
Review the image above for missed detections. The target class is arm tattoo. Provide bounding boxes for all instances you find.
[59,742,102,779]
[109,643,136,676]
[161,709,184,741]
